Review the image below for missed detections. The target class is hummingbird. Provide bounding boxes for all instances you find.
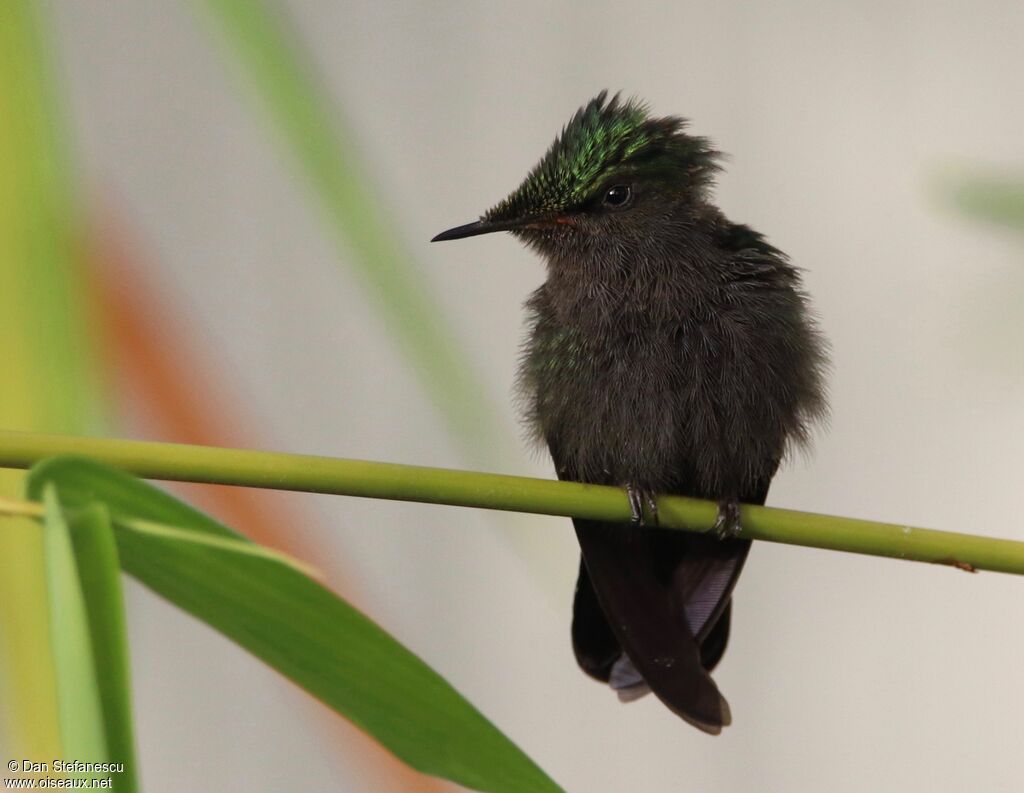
[432,92,827,733]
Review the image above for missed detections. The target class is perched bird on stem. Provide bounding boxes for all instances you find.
[433,92,827,733]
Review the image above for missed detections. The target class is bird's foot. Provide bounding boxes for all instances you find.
[710,499,742,540]
[626,485,659,527]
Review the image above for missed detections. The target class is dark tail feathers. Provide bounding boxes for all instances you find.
[571,519,750,734]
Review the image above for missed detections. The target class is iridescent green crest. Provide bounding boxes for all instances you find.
[485,91,718,222]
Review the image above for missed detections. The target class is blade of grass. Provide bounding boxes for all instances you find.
[194,0,513,469]
[27,457,563,793]
[40,486,109,779]
[60,500,138,792]
[0,0,101,761]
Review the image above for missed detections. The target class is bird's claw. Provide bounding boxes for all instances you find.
[710,499,742,539]
[627,485,659,527]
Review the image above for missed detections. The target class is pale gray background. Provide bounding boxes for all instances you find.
[48,1,1024,791]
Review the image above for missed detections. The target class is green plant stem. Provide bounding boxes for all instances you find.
[0,495,44,518]
[0,430,1020,575]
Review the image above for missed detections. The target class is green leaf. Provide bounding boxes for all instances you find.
[40,487,109,781]
[945,174,1024,232]
[27,456,562,793]
[62,500,139,792]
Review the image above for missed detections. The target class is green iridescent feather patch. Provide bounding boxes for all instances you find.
[485,91,719,222]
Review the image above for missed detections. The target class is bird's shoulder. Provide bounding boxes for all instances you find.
[715,222,783,259]
[694,208,798,290]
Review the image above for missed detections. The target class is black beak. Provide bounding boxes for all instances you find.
[431,217,531,242]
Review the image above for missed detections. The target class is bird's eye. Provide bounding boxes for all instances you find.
[602,184,632,208]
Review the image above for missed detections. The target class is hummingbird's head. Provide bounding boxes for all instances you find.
[432,91,720,253]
